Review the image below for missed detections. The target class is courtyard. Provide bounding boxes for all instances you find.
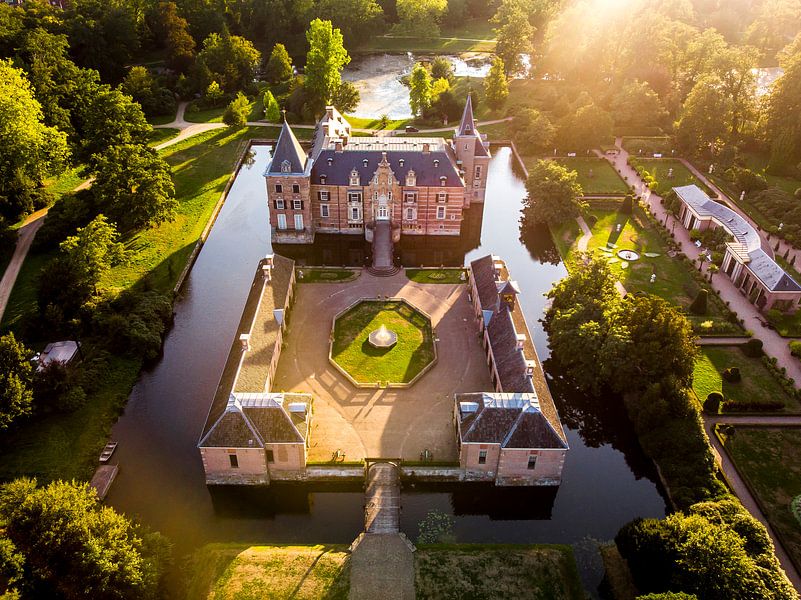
[272,270,493,464]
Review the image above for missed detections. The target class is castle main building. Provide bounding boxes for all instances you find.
[265,96,489,244]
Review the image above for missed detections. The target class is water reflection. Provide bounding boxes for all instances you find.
[106,144,666,595]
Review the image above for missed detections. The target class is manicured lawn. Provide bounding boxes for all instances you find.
[720,427,801,574]
[332,300,435,384]
[148,127,181,147]
[0,355,141,482]
[187,544,350,600]
[147,107,178,126]
[629,158,713,196]
[415,544,584,600]
[297,268,359,283]
[742,152,801,196]
[361,21,496,52]
[405,268,465,284]
[621,136,674,155]
[554,157,629,196]
[693,346,798,412]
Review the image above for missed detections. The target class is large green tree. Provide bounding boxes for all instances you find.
[264,43,293,84]
[522,160,585,226]
[0,60,69,221]
[196,30,261,92]
[0,333,33,432]
[76,86,151,164]
[394,0,447,37]
[764,39,801,172]
[557,102,613,151]
[223,92,249,128]
[304,18,350,110]
[675,76,732,153]
[493,2,534,76]
[408,62,432,117]
[484,56,509,109]
[92,145,176,231]
[158,1,196,73]
[314,0,384,48]
[58,214,125,294]
[0,478,170,599]
[613,79,668,130]
[514,108,556,154]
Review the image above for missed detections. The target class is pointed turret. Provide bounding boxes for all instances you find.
[268,118,307,174]
[457,93,476,136]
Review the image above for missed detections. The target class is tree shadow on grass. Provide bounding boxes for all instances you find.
[605,212,631,246]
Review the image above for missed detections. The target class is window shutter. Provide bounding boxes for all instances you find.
[273,200,277,209]
[300,201,304,210]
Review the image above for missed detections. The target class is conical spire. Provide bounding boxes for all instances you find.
[457,93,476,137]
[268,117,307,174]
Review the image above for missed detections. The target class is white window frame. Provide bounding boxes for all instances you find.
[277,214,287,230]
[275,183,283,193]
[350,206,361,221]
[475,165,482,179]
[292,183,300,194]
[294,214,304,231]
[275,198,285,209]
[319,190,329,201]
[437,192,447,203]
[436,206,446,220]
[320,204,329,218]
[292,199,302,210]
[406,207,415,220]
[405,191,417,203]
[348,192,362,203]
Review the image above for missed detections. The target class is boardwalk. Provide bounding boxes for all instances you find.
[349,463,415,600]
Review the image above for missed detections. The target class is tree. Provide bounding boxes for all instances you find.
[484,56,509,109]
[304,19,351,111]
[522,160,585,225]
[765,44,801,172]
[76,86,151,165]
[409,62,432,116]
[331,80,360,113]
[514,109,556,154]
[0,60,69,221]
[314,0,385,48]
[395,0,447,37]
[58,215,125,294]
[557,102,613,151]
[262,89,281,122]
[493,2,534,76]
[675,76,732,154]
[0,333,33,432]
[689,289,708,315]
[0,478,171,599]
[196,30,261,92]
[430,57,454,82]
[121,67,176,118]
[265,43,293,84]
[92,145,176,231]
[223,92,249,128]
[160,1,196,73]
[613,80,668,130]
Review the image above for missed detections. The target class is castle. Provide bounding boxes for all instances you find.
[264,96,489,244]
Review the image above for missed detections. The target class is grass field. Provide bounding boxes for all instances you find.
[553,207,741,335]
[693,346,798,412]
[148,128,181,147]
[742,152,801,196]
[0,127,275,481]
[720,427,801,574]
[405,268,465,284]
[415,544,584,600]
[187,544,350,600]
[297,268,359,283]
[621,137,674,155]
[184,97,265,124]
[629,158,713,196]
[361,21,496,53]
[555,157,629,196]
[331,300,435,384]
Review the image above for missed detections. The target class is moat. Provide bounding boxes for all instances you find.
[106,144,667,592]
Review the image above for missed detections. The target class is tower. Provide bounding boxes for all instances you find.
[453,94,490,205]
[265,119,313,243]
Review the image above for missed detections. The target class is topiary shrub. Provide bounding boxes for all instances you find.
[742,338,764,357]
[722,366,741,383]
[703,392,723,414]
[588,214,598,226]
[689,289,708,315]
[790,340,801,358]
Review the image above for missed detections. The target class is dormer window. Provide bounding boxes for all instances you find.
[440,176,447,187]
[362,159,368,167]
[320,175,327,184]
[433,159,439,167]
[327,157,333,166]
[406,169,416,187]
[399,158,405,167]
[281,160,291,173]
[350,170,359,186]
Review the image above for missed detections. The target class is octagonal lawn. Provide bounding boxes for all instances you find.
[332,300,435,384]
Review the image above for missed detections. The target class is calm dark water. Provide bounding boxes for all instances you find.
[107,145,666,593]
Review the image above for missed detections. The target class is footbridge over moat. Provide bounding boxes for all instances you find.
[349,460,415,600]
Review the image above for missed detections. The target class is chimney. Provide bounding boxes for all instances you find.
[422,143,430,154]
[239,333,251,351]
[335,141,343,153]
[326,106,334,120]
[515,333,526,350]
[262,263,272,281]
[264,254,275,267]
[525,360,536,376]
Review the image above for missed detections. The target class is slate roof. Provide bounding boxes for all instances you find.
[198,254,296,445]
[311,143,463,187]
[457,94,476,137]
[487,306,535,393]
[267,121,307,174]
[470,255,501,312]
[199,392,310,448]
[457,393,567,449]
[674,184,801,292]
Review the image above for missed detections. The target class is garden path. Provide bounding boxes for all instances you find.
[604,138,801,387]
[574,215,636,298]
[0,216,44,321]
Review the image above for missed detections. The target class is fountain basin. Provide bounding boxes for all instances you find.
[617,249,640,261]
[368,325,398,349]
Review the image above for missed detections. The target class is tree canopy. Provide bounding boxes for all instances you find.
[0,333,33,432]
[265,43,293,84]
[223,92,250,128]
[394,0,448,37]
[304,18,350,111]
[196,30,261,93]
[409,62,432,117]
[484,56,509,109]
[522,160,585,226]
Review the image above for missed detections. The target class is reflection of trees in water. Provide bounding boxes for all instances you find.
[519,222,561,266]
[545,358,660,483]
[242,148,256,167]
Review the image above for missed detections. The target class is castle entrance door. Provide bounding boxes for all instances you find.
[377,195,390,221]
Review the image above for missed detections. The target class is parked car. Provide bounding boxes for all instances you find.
[405,125,419,133]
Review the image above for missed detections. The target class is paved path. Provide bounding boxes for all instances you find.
[0,216,44,320]
[574,215,628,298]
[704,417,801,591]
[697,337,749,345]
[371,221,394,270]
[605,138,801,386]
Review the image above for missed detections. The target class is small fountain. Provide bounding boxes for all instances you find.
[368,324,398,349]
[617,249,641,262]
